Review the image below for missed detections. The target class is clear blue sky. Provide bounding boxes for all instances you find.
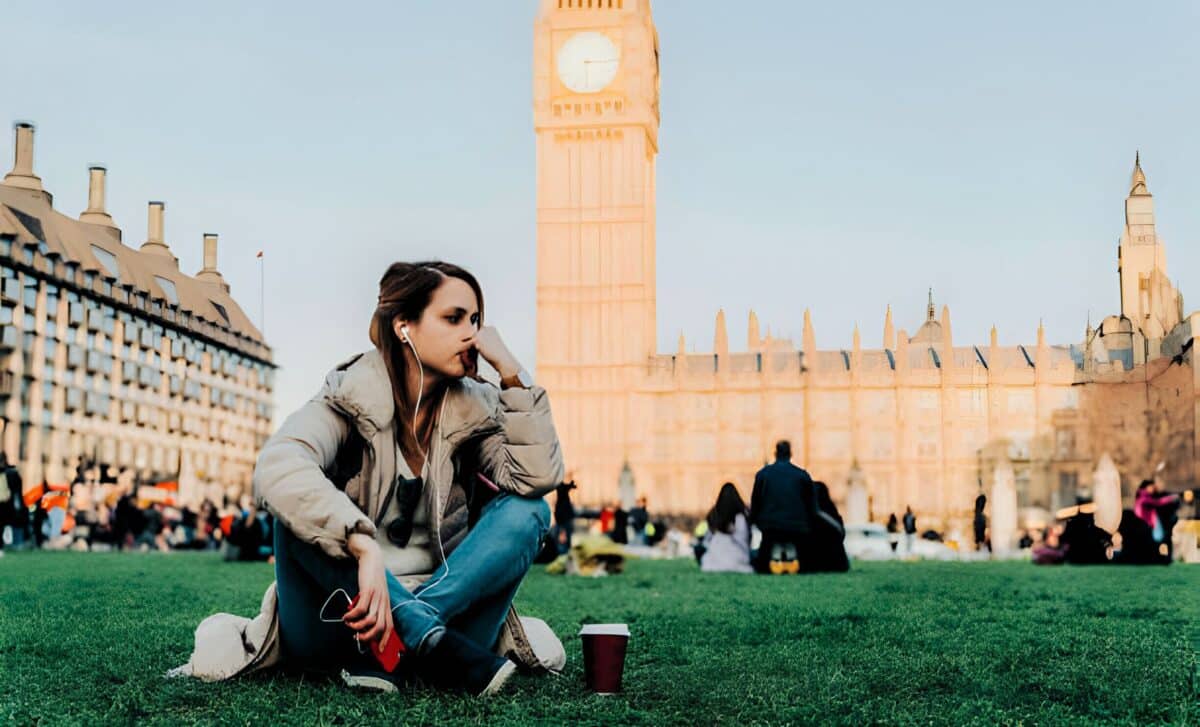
[7,1,1200,419]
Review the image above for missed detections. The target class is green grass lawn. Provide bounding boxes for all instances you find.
[1,552,1197,726]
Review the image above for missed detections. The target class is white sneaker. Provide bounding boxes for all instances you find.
[481,660,518,697]
[339,668,399,694]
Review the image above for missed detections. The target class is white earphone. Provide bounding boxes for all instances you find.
[393,320,455,606]
[399,323,425,462]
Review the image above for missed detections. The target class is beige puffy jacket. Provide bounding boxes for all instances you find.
[170,349,567,681]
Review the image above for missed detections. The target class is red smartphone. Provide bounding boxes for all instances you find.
[347,594,405,672]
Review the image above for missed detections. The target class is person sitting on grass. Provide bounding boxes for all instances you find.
[174,262,566,696]
[749,440,815,574]
[808,481,849,573]
[699,483,753,573]
[1112,509,1166,565]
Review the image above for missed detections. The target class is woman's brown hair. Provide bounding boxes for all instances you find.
[369,261,484,454]
[706,482,748,535]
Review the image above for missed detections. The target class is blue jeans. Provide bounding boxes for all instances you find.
[274,493,550,672]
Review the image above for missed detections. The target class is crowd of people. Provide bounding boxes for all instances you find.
[537,440,851,576]
[3,446,1191,571]
[697,440,849,574]
[537,441,1196,572]
[1031,477,1185,566]
[0,456,274,562]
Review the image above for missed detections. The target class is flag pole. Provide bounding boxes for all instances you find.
[257,249,265,336]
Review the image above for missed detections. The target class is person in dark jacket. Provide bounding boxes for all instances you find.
[1060,509,1111,565]
[1112,509,1167,565]
[749,440,816,574]
[902,506,917,554]
[553,481,576,550]
[610,506,629,545]
[809,481,849,573]
[973,494,989,552]
[628,497,649,544]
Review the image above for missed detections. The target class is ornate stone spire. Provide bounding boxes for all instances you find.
[927,288,936,321]
[1130,150,1148,195]
[1035,319,1049,378]
[747,310,760,351]
[802,309,816,369]
[713,309,729,357]
[851,323,862,371]
[883,304,895,350]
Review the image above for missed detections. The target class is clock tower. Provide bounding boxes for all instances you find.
[533,0,660,501]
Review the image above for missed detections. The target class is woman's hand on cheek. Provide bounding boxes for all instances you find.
[474,326,521,378]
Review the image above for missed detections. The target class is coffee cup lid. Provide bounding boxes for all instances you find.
[578,623,630,637]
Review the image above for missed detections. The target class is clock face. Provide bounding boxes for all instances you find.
[557,32,620,94]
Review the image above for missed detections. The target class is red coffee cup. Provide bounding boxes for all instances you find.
[579,624,630,694]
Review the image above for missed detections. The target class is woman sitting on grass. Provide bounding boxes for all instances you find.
[174,262,565,695]
[699,483,754,573]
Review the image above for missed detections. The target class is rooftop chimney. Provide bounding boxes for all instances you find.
[140,201,178,264]
[79,166,118,231]
[3,122,47,195]
[197,233,229,292]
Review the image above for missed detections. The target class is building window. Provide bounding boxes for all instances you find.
[1055,428,1076,459]
[210,301,231,326]
[89,245,120,281]
[1057,471,1078,508]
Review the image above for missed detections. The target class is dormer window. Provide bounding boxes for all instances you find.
[210,301,230,326]
[154,276,178,305]
[89,245,120,282]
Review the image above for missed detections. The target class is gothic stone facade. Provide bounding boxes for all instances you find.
[533,1,1200,528]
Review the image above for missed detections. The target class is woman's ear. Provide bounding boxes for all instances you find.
[392,318,409,342]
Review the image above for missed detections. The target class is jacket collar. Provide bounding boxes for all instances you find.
[321,349,498,442]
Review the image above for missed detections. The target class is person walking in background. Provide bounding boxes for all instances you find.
[749,440,815,574]
[886,513,899,553]
[628,496,649,545]
[598,503,615,537]
[902,506,917,555]
[610,503,629,545]
[699,483,753,573]
[553,481,576,551]
[973,494,989,553]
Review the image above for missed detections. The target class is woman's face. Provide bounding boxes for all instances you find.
[394,277,481,379]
